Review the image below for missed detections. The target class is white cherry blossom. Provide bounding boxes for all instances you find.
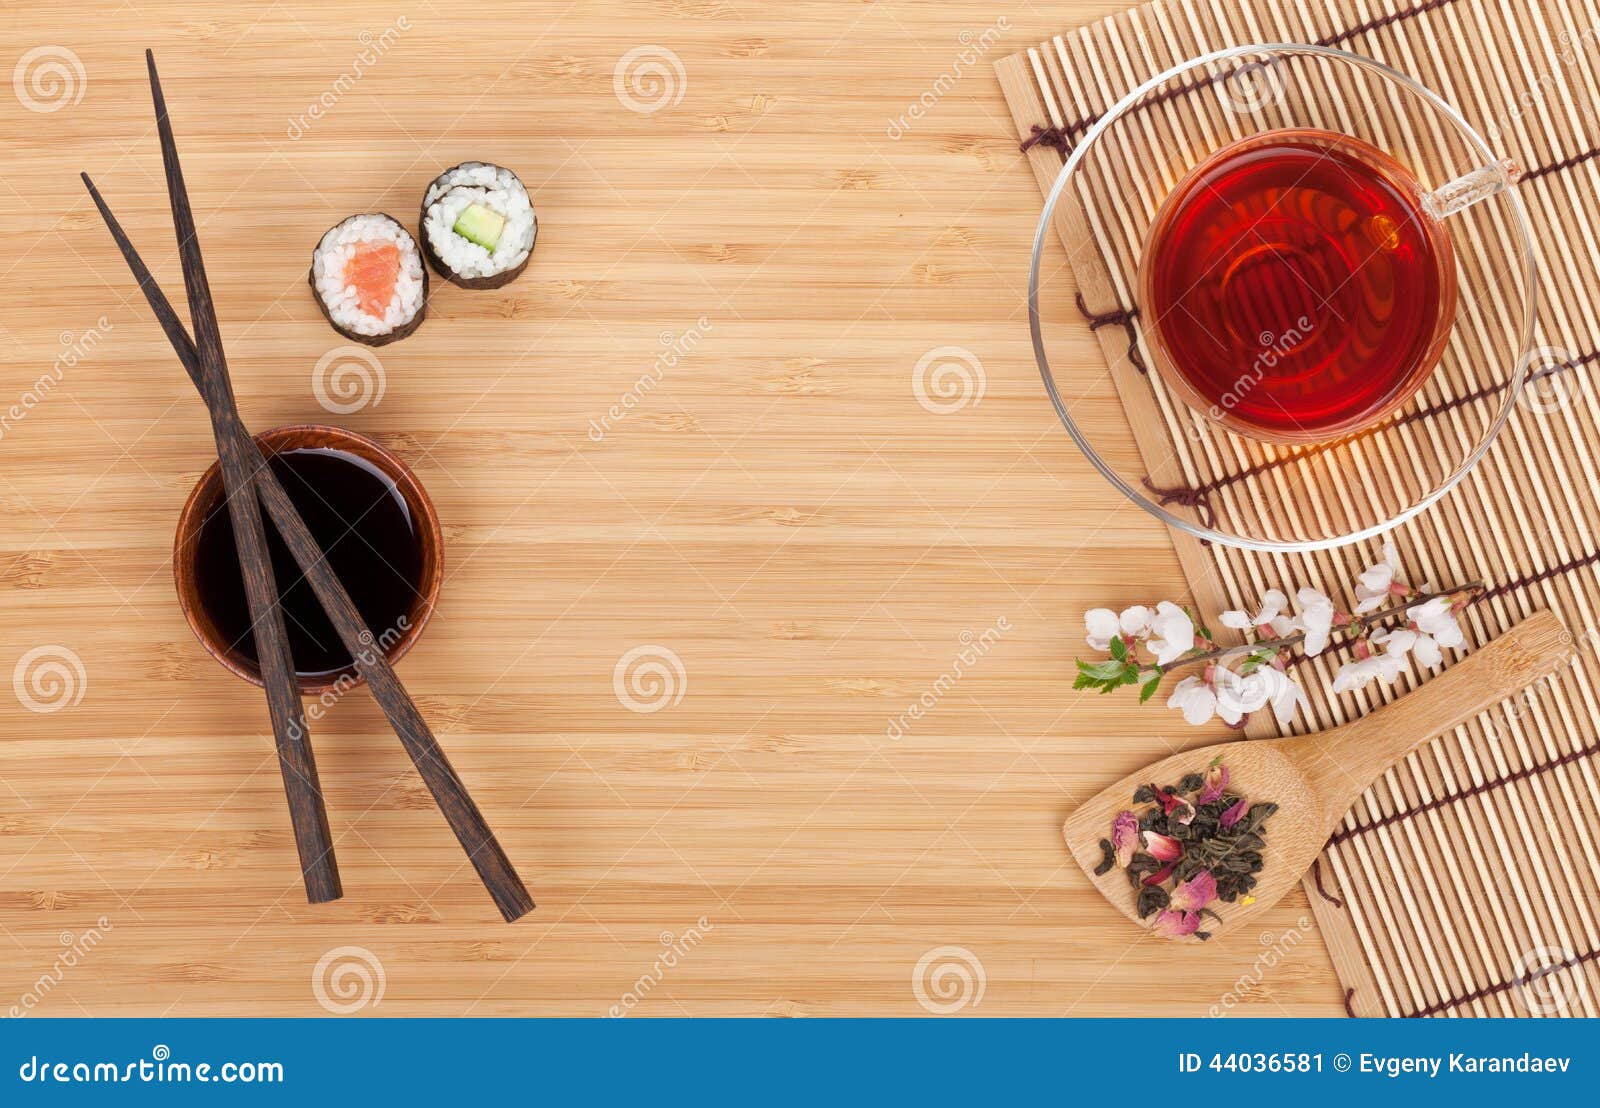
[1084,608,1119,651]
[1331,649,1408,695]
[1118,605,1152,637]
[1370,625,1436,668]
[1213,662,1307,728]
[1295,587,1336,656]
[1408,595,1467,650]
[1412,633,1443,668]
[1220,588,1293,635]
[1080,540,1477,731]
[1355,541,1404,614]
[1258,666,1309,726]
[1371,626,1416,657]
[1145,601,1196,666]
[1372,596,1465,670]
[1166,675,1218,725]
[1084,602,1194,663]
[1208,666,1253,726]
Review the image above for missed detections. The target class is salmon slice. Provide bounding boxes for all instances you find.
[344,242,400,318]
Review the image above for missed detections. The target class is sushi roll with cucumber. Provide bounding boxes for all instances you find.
[309,213,428,346]
[419,162,537,289]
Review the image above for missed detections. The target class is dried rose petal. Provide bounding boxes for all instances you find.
[1142,830,1182,862]
[1168,869,1217,913]
[1154,787,1196,826]
[1197,761,1230,805]
[1112,810,1139,867]
[1220,797,1251,829]
[1153,909,1201,938]
[1142,860,1178,887]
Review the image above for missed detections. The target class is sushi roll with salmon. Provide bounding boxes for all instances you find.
[309,213,427,346]
[419,162,537,289]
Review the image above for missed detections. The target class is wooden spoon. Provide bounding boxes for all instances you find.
[1063,609,1573,942]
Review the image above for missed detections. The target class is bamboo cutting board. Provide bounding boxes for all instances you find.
[0,0,1344,1016]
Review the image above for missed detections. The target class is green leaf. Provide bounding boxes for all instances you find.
[1187,605,1215,643]
[1236,646,1279,675]
[1077,659,1129,682]
[1108,635,1129,663]
[1138,671,1162,704]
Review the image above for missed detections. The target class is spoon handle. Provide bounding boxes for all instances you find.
[1283,609,1573,816]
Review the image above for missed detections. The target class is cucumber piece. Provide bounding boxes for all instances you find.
[452,203,506,250]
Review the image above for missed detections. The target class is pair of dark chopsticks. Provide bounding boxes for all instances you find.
[84,51,533,923]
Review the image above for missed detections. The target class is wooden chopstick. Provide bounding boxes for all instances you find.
[78,52,535,923]
[134,51,341,905]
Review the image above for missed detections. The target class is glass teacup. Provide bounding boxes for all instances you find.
[1029,44,1535,551]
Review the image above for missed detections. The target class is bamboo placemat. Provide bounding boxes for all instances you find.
[997,0,1600,1017]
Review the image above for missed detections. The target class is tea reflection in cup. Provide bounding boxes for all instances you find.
[1137,129,1457,445]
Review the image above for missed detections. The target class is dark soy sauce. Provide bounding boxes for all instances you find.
[192,447,423,680]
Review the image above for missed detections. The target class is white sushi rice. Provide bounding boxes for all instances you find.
[311,214,425,337]
[421,162,535,280]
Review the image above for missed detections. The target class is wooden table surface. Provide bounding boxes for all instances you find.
[0,0,1343,1016]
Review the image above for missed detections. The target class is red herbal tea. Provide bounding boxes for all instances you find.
[1139,129,1456,444]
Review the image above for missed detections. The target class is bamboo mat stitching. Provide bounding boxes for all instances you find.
[1326,734,1600,846]
[1037,0,1469,145]
[1136,349,1598,517]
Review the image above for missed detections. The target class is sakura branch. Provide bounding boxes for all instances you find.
[1077,543,1482,729]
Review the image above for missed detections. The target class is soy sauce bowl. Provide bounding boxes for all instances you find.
[173,424,443,695]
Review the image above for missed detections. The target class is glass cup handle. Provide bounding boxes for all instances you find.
[1422,158,1522,219]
